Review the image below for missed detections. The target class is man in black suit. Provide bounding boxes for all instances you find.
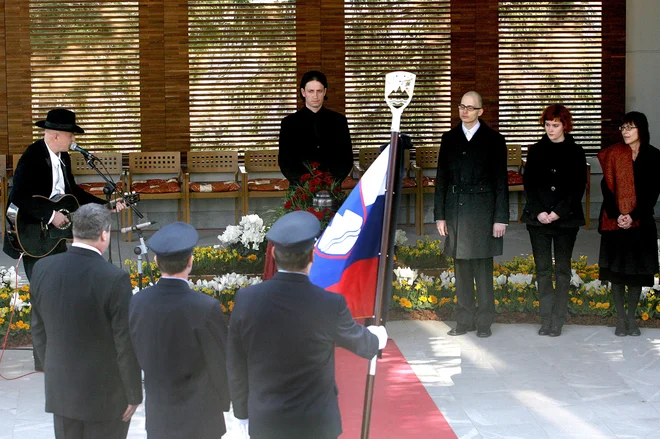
[278,70,354,185]
[129,222,231,439]
[30,203,143,439]
[434,91,509,338]
[3,108,122,281]
[227,211,388,439]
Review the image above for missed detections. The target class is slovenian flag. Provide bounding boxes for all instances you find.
[309,146,389,318]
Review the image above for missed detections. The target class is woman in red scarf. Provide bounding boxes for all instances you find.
[598,112,660,336]
[522,104,587,337]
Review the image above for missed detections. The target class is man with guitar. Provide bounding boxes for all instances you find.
[3,108,126,281]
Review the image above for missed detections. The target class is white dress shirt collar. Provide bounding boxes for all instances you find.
[462,121,481,141]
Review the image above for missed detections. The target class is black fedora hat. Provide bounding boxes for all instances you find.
[35,108,84,134]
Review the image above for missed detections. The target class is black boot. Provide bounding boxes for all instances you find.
[627,285,641,336]
[611,283,627,337]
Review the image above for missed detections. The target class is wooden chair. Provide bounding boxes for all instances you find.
[240,150,289,215]
[184,150,242,225]
[125,151,183,241]
[70,152,127,231]
[412,146,440,235]
[507,144,524,222]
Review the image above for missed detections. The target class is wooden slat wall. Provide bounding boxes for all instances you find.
[0,0,626,155]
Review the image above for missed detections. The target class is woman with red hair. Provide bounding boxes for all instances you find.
[598,111,660,336]
[522,104,587,337]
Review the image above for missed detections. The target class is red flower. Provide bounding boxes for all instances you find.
[311,177,322,186]
[313,211,325,221]
[284,200,292,209]
[308,185,317,193]
[310,162,321,169]
[313,169,323,177]
[306,207,316,213]
[301,193,309,201]
[324,176,334,185]
[301,174,310,183]
[295,187,303,195]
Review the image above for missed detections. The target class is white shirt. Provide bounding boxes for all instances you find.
[72,242,102,256]
[462,121,481,141]
[46,142,66,224]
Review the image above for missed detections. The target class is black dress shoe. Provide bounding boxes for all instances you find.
[615,320,627,337]
[476,327,492,338]
[447,324,476,336]
[627,320,641,336]
[538,325,551,336]
[549,326,562,337]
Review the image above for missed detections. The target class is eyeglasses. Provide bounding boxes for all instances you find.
[619,125,637,132]
[458,105,481,112]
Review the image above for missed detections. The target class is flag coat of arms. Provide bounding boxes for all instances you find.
[309,146,390,318]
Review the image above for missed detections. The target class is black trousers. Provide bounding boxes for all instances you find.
[528,227,578,327]
[54,414,130,439]
[454,257,495,328]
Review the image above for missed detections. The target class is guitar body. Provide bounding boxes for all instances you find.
[13,194,80,258]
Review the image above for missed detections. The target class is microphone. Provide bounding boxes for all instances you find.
[69,142,97,160]
[120,221,156,234]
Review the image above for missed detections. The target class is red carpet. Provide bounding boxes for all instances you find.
[336,340,457,439]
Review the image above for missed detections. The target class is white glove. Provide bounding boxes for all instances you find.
[367,325,388,350]
[237,418,249,439]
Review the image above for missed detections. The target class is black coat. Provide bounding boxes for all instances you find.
[433,121,509,259]
[227,272,379,439]
[521,133,587,230]
[30,246,143,422]
[128,278,230,439]
[3,139,104,258]
[278,106,354,183]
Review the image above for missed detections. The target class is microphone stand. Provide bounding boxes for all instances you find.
[133,228,154,289]
[103,184,115,265]
[83,156,144,267]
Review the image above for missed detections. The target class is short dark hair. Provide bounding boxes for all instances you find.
[539,104,573,133]
[299,70,329,102]
[273,247,313,271]
[72,204,110,240]
[622,111,651,145]
[155,252,191,275]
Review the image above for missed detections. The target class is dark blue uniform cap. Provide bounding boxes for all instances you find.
[266,211,320,252]
[148,222,199,257]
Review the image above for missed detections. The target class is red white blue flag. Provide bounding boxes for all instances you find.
[309,146,390,318]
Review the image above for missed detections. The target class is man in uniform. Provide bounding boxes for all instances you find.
[434,91,509,338]
[128,222,230,439]
[30,203,142,439]
[227,210,388,439]
[278,70,354,185]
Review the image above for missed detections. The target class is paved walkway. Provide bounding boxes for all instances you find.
[3,321,660,438]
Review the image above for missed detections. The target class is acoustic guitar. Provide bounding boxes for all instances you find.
[5,193,139,258]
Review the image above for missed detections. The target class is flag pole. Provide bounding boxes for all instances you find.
[360,72,416,439]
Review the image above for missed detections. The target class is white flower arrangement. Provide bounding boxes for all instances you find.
[0,266,21,290]
[570,269,584,288]
[217,215,266,252]
[10,292,30,311]
[394,229,408,247]
[393,266,418,286]
[507,273,533,286]
[439,270,455,289]
[494,274,507,286]
[195,272,263,293]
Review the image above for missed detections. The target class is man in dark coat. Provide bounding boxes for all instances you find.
[434,91,509,338]
[227,211,387,439]
[129,222,230,439]
[278,70,354,185]
[30,203,143,439]
[4,108,112,280]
